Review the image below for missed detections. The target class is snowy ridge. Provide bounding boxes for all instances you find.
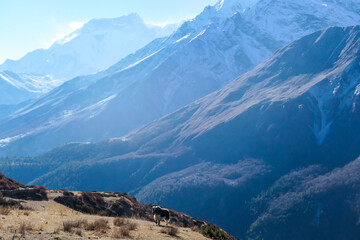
[215,0,258,14]
[0,0,359,156]
[0,13,178,80]
[242,0,360,44]
[0,71,62,105]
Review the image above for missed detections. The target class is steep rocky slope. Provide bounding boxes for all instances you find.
[1,0,359,156]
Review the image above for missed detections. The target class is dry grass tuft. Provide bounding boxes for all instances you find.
[85,219,109,232]
[113,225,130,238]
[113,217,125,226]
[23,210,30,216]
[112,219,137,238]
[74,219,88,228]
[63,218,109,234]
[63,221,74,232]
[0,206,11,215]
[75,229,82,236]
[53,227,61,234]
[168,226,179,236]
[161,226,179,236]
[191,226,200,232]
[21,206,34,211]
[18,221,33,234]
[127,222,137,231]
[62,219,88,232]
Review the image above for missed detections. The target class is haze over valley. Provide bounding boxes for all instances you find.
[0,0,360,239]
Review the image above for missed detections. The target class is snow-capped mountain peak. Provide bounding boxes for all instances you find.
[80,13,144,33]
[0,13,178,81]
[215,0,258,13]
[0,0,359,157]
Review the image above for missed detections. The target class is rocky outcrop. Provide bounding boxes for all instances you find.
[0,172,47,201]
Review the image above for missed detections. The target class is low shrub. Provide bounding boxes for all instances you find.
[85,219,109,232]
[62,189,72,196]
[117,225,130,237]
[168,226,178,236]
[63,221,74,232]
[19,221,33,234]
[112,228,123,238]
[0,206,10,215]
[161,226,178,236]
[75,229,82,236]
[201,225,228,240]
[23,210,30,216]
[39,186,47,197]
[113,217,125,226]
[63,219,88,232]
[0,179,10,190]
[81,204,94,214]
[127,221,137,231]
[0,198,20,207]
[112,219,137,238]
[82,192,105,205]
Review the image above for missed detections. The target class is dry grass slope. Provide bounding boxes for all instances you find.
[0,190,211,240]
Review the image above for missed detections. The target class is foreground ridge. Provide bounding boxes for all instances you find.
[0,172,236,239]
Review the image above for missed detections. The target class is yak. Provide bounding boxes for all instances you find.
[152,205,170,226]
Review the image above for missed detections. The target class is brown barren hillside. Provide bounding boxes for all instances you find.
[0,173,236,240]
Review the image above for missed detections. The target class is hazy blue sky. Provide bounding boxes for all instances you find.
[0,0,218,64]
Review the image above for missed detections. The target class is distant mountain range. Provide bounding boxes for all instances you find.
[0,0,359,156]
[0,70,62,105]
[3,25,360,239]
[0,14,177,107]
[0,13,176,80]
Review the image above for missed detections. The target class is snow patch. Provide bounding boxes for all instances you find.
[121,48,164,72]
[84,94,117,119]
[61,110,74,119]
[57,32,79,45]
[0,73,20,88]
[190,29,206,42]
[175,34,190,43]
[355,84,360,96]
[0,134,28,147]
[109,137,128,142]
[215,0,225,10]
[333,84,340,95]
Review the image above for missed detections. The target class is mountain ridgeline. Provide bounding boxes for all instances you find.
[0,0,359,156]
[0,14,176,108]
[0,71,62,105]
[0,13,176,80]
[2,25,360,239]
